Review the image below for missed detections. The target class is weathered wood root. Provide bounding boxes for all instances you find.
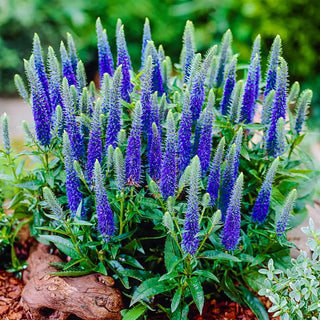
[20,244,123,320]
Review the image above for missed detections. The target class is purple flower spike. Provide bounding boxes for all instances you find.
[220,55,237,116]
[240,54,259,123]
[105,66,123,149]
[47,47,62,117]
[183,20,195,83]
[145,40,164,96]
[33,34,51,111]
[160,110,177,199]
[252,158,279,224]
[149,122,162,181]
[141,55,153,135]
[190,46,217,121]
[251,35,261,101]
[141,17,152,69]
[61,78,84,160]
[94,160,115,242]
[25,58,51,146]
[116,23,133,102]
[178,89,192,175]
[219,143,238,220]
[233,127,243,177]
[197,90,215,174]
[266,57,288,156]
[86,100,102,182]
[63,131,82,217]
[264,35,282,99]
[276,189,297,236]
[222,173,244,251]
[67,33,78,75]
[182,156,201,255]
[215,30,232,88]
[207,137,225,207]
[295,90,313,135]
[60,41,77,87]
[96,18,114,80]
[126,101,142,185]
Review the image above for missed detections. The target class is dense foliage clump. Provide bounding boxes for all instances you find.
[0,18,317,319]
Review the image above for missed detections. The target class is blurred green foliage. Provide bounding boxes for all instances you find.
[1,0,319,118]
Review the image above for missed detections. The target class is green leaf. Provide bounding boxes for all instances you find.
[49,269,92,277]
[38,235,80,259]
[131,277,175,306]
[239,286,269,320]
[199,250,241,262]
[122,305,147,320]
[193,270,219,283]
[15,180,43,190]
[118,254,144,270]
[164,235,181,272]
[171,287,182,313]
[186,277,204,314]
[244,271,266,292]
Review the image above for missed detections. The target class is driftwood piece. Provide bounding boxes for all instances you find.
[20,244,123,320]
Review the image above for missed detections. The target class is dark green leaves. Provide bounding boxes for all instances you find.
[186,277,204,314]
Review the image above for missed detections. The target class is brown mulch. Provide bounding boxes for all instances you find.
[0,271,27,320]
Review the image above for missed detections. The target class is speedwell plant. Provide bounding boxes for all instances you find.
[0,18,317,319]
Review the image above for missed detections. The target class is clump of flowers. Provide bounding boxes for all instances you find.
[1,18,317,319]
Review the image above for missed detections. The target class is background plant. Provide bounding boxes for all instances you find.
[259,218,320,320]
[0,17,318,319]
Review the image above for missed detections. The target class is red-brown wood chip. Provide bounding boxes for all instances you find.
[0,271,27,320]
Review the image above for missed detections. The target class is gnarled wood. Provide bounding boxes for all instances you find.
[21,244,123,320]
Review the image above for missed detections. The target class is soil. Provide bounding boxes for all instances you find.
[0,270,278,320]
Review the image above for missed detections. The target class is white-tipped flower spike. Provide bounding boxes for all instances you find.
[43,187,64,220]
[76,60,86,93]
[276,189,297,236]
[288,81,300,104]
[275,117,286,156]
[1,113,10,154]
[14,74,28,101]
[295,89,313,135]
[53,105,63,137]
[187,53,202,88]
[183,20,195,83]
[141,17,152,69]
[229,80,244,124]
[67,33,78,75]
[182,155,201,255]
[106,145,114,172]
[22,120,34,142]
[261,90,275,126]
[215,29,232,88]
[100,73,111,115]
[114,147,126,191]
